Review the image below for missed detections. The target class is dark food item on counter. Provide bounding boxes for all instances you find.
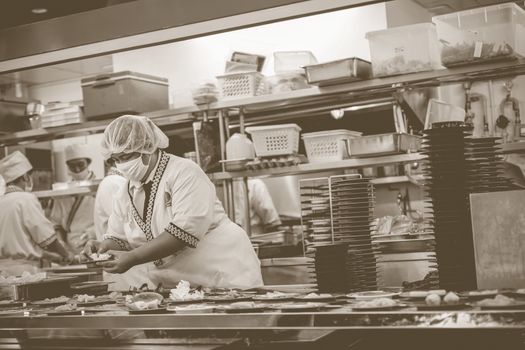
[402,271,439,291]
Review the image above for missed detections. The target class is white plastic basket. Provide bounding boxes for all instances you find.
[245,124,301,157]
[302,129,362,163]
[216,72,265,100]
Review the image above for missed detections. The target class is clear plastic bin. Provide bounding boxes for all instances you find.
[432,3,525,66]
[273,51,317,73]
[424,99,466,129]
[365,23,443,77]
[267,72,310,94]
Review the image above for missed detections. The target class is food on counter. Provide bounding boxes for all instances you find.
[465,289,498,297]
[253,291,297,300]
[32,296,70,305]
[353,298,397,309]
[128,299,161,311]
[169,303,215,314]
[441,42,514,66]
[425,293,441,306]
[476,294,515,307]
[169,280,204,302]
[75,294,95,303]
[401,289,446,298]
[54,303,77,311]
[108,292,124,300]
[303,293,333,299]
[89,253,112,261]
[126,292,163,310]
[443,292,460,305]
[374,215,425,235]
[0,271,46,284]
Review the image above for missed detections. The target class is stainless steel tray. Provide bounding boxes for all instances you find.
[349,133,421,158]
[304,58,372,86]
[0,276,79,301]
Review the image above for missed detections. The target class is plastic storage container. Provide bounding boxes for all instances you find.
[432,3,525,66]
[267,72,310,94]
[424,99,466,129]
[245,124,301,157]
[365,23,443,77]
[216,72,265,100]
[274,51,317,73]
[81,71,169,120]
[302,129,362,163]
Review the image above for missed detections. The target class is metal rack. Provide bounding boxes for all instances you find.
[2,59,525,232]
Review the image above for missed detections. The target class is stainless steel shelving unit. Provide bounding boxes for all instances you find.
[3,59,525,229]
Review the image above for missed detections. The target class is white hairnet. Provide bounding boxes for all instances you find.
[101,115,169,159]
[65,144,92,162]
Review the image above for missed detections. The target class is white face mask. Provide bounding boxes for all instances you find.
[69,167,90,181]
[116,154,150,182]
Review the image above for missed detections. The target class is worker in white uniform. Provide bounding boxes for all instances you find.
[84,115,263,289]
[93,160,150,291]
[0,151,71,275]
[234,178,282,235]
[50,144,96,253]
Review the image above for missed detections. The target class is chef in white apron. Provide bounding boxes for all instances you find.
[50,144,96,253]
[0,151,70,275]
[84,115,263,289]
[93,162,150,291]
[234,178,282,234]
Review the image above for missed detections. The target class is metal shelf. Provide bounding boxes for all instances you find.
[0,113,193,147]
[33,181,101,199]
[208,153,425,180]
[502,141,525,154]
[370,175,425,186]
[1,59,524,147]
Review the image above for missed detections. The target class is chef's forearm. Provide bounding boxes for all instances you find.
[46,239,69,259]
[129,231,186,265]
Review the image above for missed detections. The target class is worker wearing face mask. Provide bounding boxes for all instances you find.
[84,115,262,289]
[49,144,97,253]
[0,151,71,275]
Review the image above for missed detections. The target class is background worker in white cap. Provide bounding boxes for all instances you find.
[49,144,97,253]
[0,151,71,275]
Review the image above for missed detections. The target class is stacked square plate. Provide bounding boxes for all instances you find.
[421,124,477,290]
[329,176,378,291]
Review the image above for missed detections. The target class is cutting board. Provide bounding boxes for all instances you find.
[470,190,525,289]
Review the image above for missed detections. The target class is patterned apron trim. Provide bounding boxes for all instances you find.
[165,223,199,248]
[128,151,170,267]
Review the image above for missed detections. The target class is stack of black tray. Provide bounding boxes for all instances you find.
[421,123,477,290]
[330,176,378,292]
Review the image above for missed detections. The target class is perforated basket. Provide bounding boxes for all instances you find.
[302,129,362,163]
[245,124,301,157]
[216,72,265,100]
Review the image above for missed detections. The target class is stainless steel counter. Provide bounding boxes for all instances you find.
[1,309,524,331]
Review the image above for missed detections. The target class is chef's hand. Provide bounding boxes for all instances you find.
[82,239,114,259]
[98,250,136,274]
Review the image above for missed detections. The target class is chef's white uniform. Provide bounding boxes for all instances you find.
[106,151,263,289]
[49,172,96,253]
[0,186,57,275]
[234,178,282,234]
[94,172,150,291]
